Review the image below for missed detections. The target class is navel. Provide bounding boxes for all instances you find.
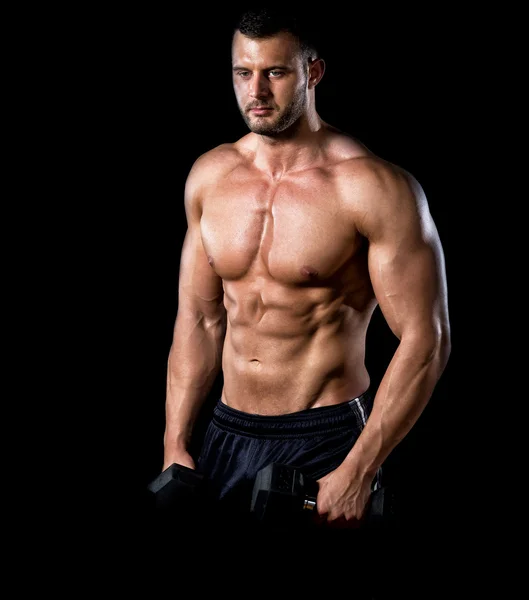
[207,255,215,267]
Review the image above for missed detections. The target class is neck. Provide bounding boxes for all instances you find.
[252,112,326,178]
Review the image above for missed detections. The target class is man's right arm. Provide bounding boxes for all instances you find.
[163,158,227,471]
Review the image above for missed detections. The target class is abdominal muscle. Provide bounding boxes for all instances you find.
[220,287,374,415]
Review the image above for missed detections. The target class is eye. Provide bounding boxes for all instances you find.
[268,70,285,78]
[236,70,251,78]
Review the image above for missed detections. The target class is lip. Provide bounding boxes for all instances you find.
[250,107,273,115]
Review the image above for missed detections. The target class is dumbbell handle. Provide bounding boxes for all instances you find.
[302,485,387,520]
[303,497,317,511]
[251,463,392,525]
[297,480,385,516]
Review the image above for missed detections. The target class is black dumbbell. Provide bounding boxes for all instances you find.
[250,462,398,528]
[147,463,205,510]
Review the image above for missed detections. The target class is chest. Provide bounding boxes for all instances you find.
[200,174,362,283]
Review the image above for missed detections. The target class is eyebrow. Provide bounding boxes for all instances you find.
[232,64,290,71]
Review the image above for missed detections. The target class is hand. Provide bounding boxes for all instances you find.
[162,449,196,472]
[314,466,374,529]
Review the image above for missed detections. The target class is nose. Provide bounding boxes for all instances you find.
[249,72,270,99]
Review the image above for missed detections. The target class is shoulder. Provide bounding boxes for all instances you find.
[186,142,244,188]
[336,150,426,207]
[333,152,430,240]
[184,138,249,212]
[323,127,423,202]
[321,126,418,194]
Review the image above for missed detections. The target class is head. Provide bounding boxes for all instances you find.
[231,8,325,136]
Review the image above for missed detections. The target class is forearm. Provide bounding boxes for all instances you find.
[163,312,226,456]
[344,332,450,479]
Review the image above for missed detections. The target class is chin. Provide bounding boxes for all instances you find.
[251,126,277,135]
[242,112,275,132]
[248,119,282,136]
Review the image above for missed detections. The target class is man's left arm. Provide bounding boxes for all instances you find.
[316,162,451,525]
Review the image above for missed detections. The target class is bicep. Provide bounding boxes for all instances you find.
[369,230,447,341]
[177,223,225,323]
[366,177,449,342]
[175,158,226,324]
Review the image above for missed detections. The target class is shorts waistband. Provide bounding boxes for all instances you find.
[212,390,373,437]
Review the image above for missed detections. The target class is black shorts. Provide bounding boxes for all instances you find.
[195,389,381,524]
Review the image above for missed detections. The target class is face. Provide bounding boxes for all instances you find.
[231,31,309,136]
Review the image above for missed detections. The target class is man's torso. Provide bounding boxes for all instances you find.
[199,131,384,414]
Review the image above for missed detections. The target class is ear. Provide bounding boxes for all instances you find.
[308,58,325,88]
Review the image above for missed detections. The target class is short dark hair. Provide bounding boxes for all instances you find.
[233,8,320,61]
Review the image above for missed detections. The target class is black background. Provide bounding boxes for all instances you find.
[84,4,483,532]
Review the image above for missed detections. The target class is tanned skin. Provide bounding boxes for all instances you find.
[163,30,451,527]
